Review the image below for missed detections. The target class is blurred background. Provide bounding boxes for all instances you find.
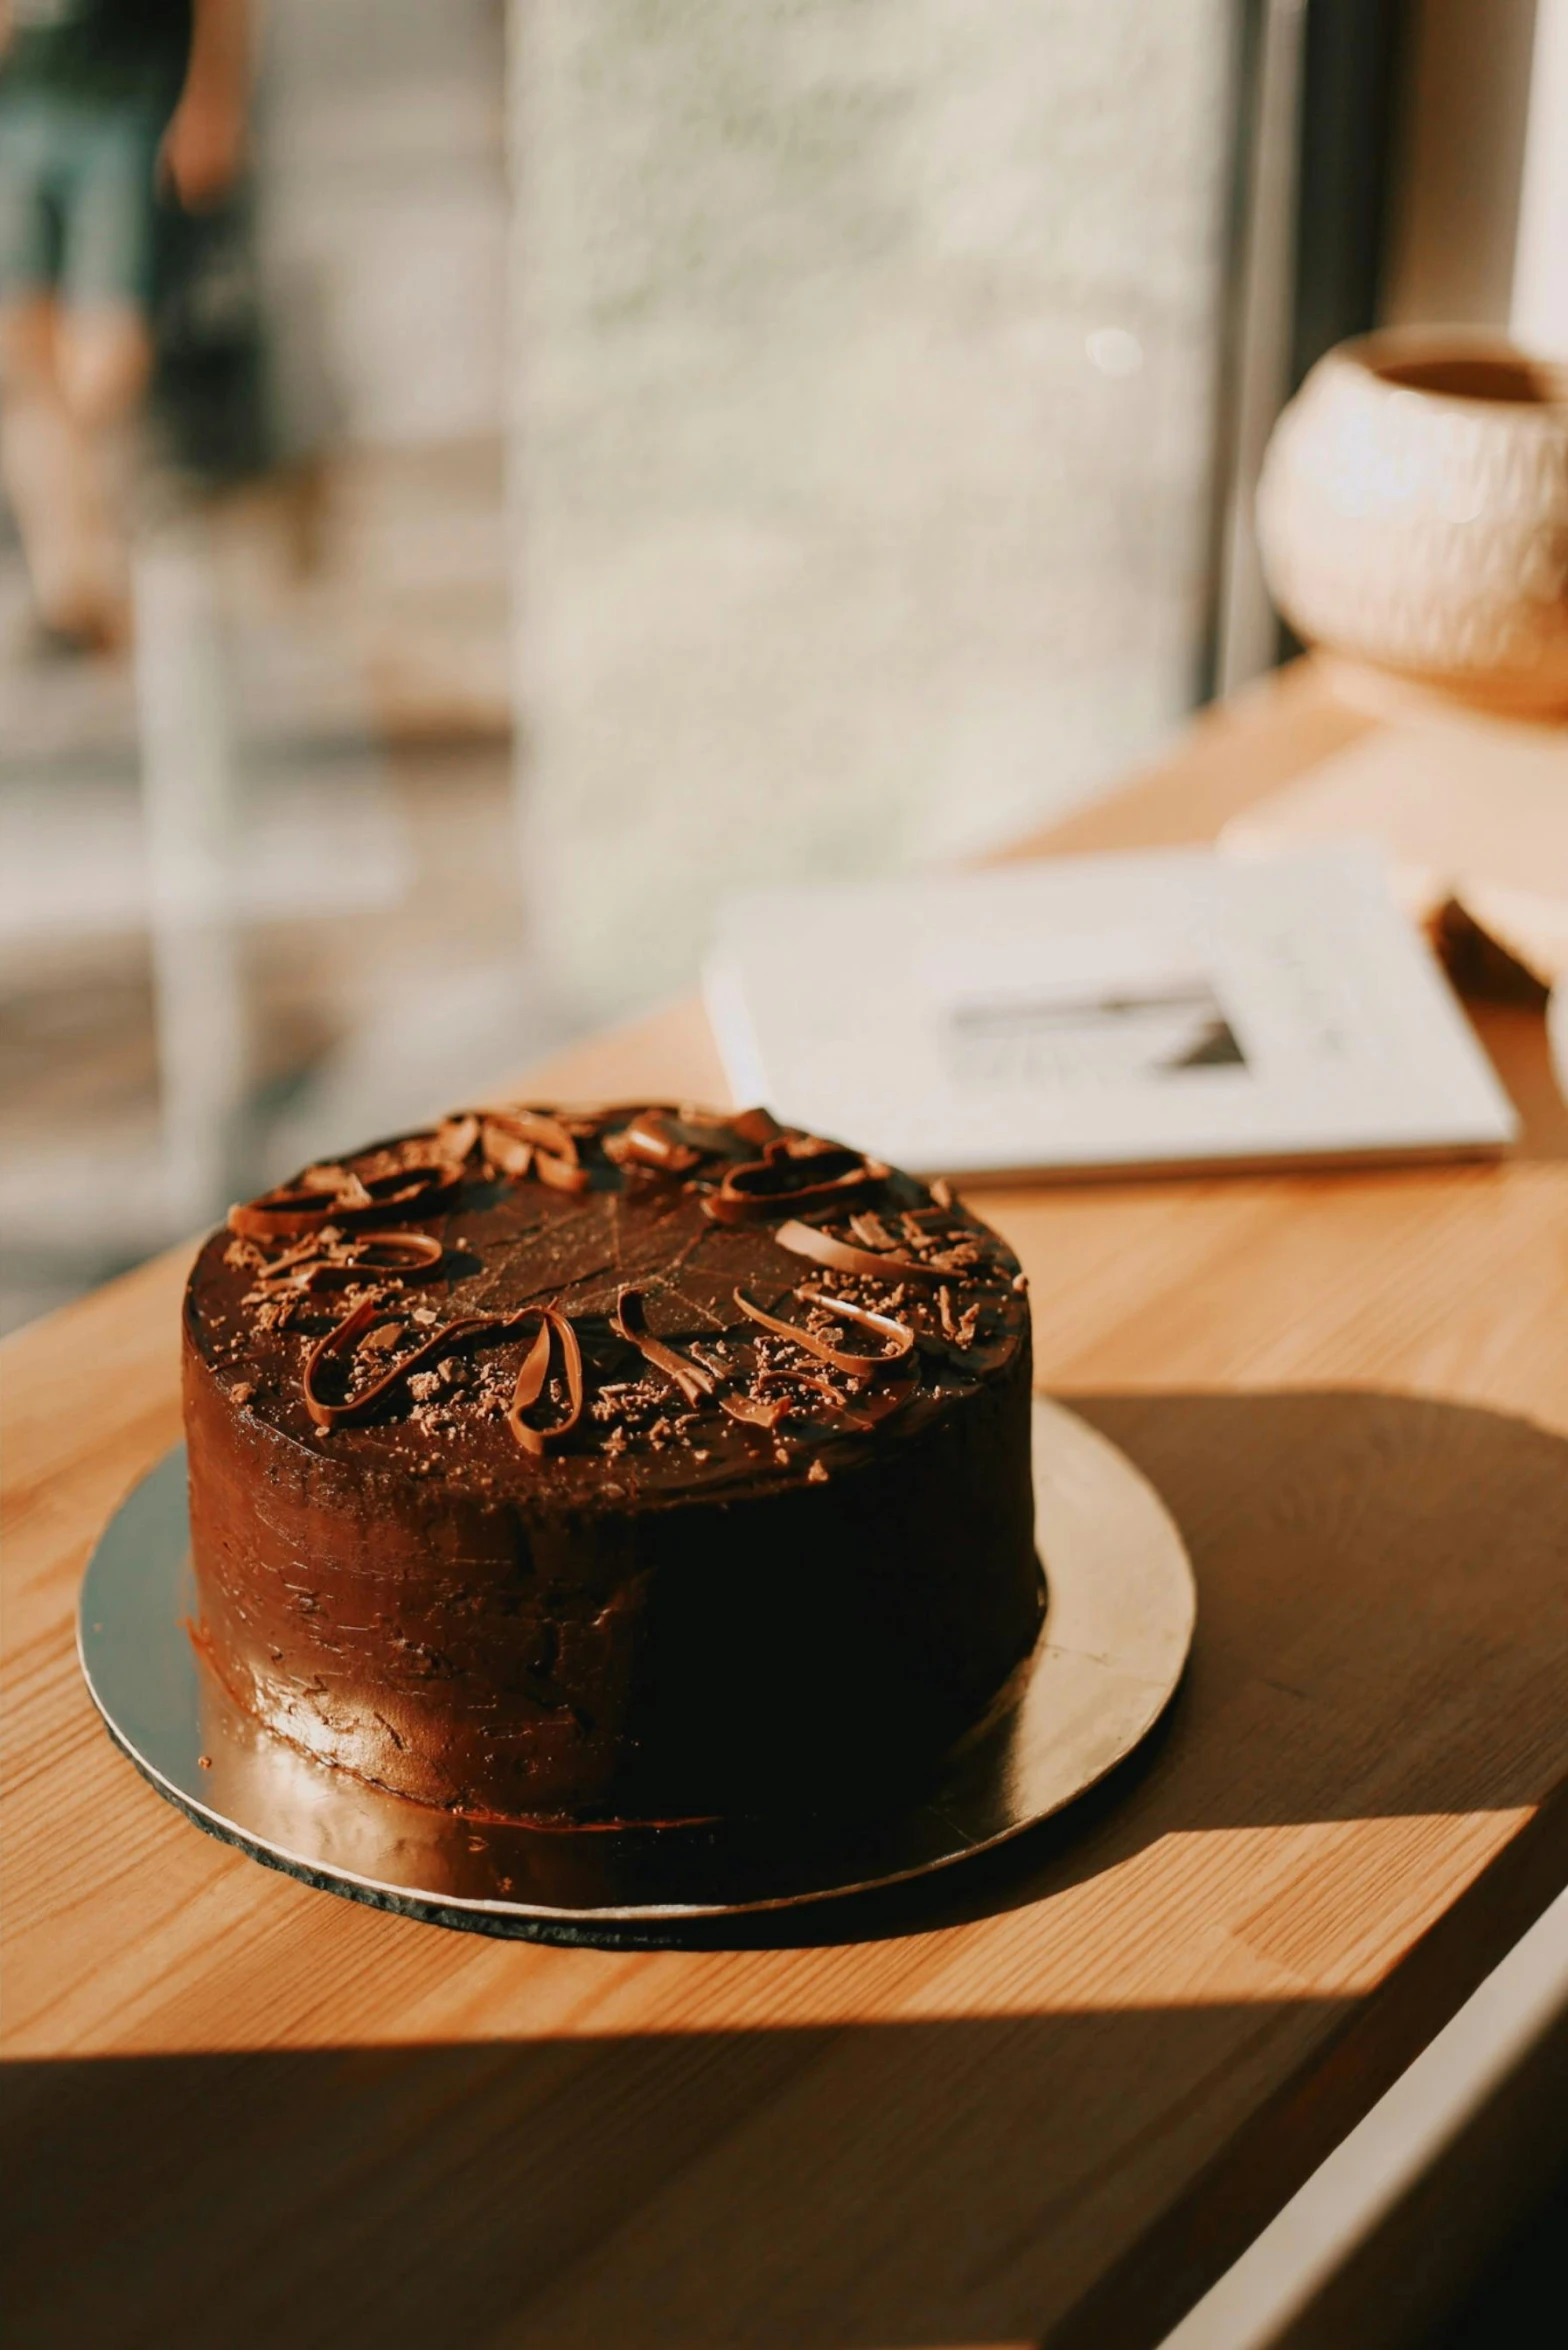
[0,0,1560,1330]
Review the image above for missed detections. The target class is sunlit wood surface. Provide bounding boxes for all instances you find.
[5,662,1567,2349]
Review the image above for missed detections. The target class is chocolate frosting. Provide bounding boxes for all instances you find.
[183,1104,1043,1823]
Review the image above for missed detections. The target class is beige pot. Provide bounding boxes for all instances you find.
[1257,330,1568,718]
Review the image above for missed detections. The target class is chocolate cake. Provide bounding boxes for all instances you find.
[182,1104,1043,1823]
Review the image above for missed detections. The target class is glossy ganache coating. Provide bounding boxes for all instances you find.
[182,1104,1042,1823]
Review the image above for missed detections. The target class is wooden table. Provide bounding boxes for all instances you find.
[6,662,1568,2349]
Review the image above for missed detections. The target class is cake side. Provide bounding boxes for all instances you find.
[183,1105,1042,1822]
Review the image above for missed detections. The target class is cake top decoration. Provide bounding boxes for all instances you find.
[193,1103,1026,1490]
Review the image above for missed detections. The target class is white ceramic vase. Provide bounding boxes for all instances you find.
[1257,330,1568,718]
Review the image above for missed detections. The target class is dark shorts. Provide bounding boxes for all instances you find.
[0,86,167,311]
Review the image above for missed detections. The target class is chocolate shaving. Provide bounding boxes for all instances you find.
[507,1311,585,1456]
[611,1287,717,1406]
[732,1287,915,1374]
[705,1134,887,1226]
[774,1217,947,1285]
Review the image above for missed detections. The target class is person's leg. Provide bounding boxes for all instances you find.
[6,99,166,647]
[55,95,160,429]
[0,97,119,641]
[53,304,154,428]
[54,103,169,645]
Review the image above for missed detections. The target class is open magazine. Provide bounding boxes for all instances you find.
[704,844,1517,1179]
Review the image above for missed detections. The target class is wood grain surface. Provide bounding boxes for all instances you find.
[5,663,1568,2350]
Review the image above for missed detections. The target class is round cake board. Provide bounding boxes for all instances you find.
[77,1399,1195,1944]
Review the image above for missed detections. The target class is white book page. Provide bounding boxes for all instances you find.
[705,846,1518,1176]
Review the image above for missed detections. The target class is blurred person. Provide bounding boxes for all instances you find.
[0,0,249,652]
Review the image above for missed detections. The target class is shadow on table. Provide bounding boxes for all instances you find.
[7,1388,1568,2349]
[664,1384,1568,1951]
[8,1903,1567,2350]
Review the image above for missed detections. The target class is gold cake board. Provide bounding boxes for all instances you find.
[77,1399,1196,1943]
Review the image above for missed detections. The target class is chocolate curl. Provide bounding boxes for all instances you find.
[717,1389,790,1431]
[535,1149,591,1194]
[732,1287,915,1374]
[745,1348,919,1434]
[434,1113,481,1165]
[774,1217,946,1285]
[229,1135,467,1241]
[230,1173,350,1239]
[719,1278,920,1431]
[478,1116,532,1179]
[259,1228,445,1294]
[494,1105,578,1158]
[786,1365,917,1431]
[303,1162,372,1202]
[603,1111,702,1175]
[303,1303,510,1431]
[606,1105,780,1170]
[730,1106,786,1147]
[482,1105,590,1193]
[753,1367,882,1431]
[679,1104,756,1143]
[507,1311,585,1456]
[611,1287,716,1406]
[705,1135,887,1226]
[303,1297,380,1426]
